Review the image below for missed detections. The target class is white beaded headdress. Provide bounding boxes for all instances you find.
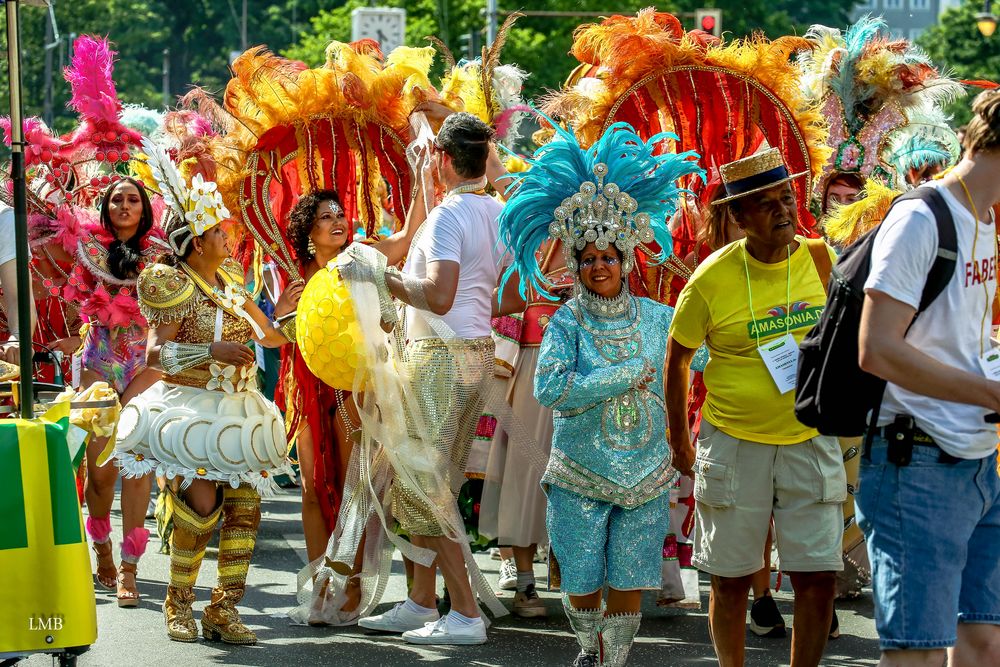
[550,162,655,274]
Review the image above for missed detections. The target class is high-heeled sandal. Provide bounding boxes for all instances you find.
[117,562,140,608]
[92,541,117,590]
[341,575,362,615]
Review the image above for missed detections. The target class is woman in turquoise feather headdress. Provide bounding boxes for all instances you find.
[499,119,702,667]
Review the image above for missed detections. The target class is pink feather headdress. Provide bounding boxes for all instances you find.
[0,117,68,168]
[64,35,142,162]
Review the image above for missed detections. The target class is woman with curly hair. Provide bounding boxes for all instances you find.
[279,185,426,624]
[74,177,164,607]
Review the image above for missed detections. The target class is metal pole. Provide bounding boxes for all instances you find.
[162,48,170,108]
[241,0,247,50]
[486,0,497,45]
[42,0,53,126]
[6,0,34,419]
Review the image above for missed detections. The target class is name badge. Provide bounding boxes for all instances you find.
[71,352,81,389]
[758,332,799,394]
[254,341,266,372]
[980,347,1000,381]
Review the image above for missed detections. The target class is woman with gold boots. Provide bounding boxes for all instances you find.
[113,139,300,643]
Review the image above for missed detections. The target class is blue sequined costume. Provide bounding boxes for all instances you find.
[535,290,677,594]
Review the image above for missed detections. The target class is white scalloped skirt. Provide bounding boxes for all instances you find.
[113,381,290,495]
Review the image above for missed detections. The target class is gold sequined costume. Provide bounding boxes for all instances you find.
[392,337,495,536]
[114,259,288,493]
[113,258,288,645]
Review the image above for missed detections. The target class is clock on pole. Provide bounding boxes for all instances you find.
[351,7,406,54]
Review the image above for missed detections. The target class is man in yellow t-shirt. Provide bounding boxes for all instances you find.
[665,149,846,667]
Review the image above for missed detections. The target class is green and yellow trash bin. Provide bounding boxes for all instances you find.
[0,401,98,663]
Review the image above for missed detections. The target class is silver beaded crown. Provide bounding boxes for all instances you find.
[548,162,653,274]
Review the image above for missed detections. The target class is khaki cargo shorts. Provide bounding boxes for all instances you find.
[692,422,846,578]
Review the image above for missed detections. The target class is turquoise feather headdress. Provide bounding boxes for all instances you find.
[498,119,703,299]
[884,106,960,184]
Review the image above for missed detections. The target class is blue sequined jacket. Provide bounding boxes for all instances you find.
[534,294,677,509]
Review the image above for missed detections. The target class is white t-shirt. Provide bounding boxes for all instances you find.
[865,181,998,459]
[0,205,24,265]
[403,193,505,340]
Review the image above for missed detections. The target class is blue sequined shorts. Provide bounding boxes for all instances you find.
[546,485,670,595]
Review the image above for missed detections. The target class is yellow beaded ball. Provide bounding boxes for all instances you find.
[296,263,366,391]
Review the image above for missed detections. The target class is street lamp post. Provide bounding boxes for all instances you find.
[977,0,997,37]
[486,0,497,45]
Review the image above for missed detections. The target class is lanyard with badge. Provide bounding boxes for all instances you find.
[956,175,1000,380]
[743,243,798,394]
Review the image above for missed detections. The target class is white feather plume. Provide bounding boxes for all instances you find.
[491,64,529,146]
[139,136,187,218]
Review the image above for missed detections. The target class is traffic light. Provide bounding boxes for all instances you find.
[695,8,722,38]
[458,30,482,61]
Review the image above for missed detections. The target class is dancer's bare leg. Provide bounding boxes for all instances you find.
[119,368,160,538]
[114,367,161,603]
[421,535,479,618]
[297,425,332,565]
[81,369,119,589]
[570,590,604,610]
[606,588,642,615]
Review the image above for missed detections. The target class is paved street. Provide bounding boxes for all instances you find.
[22,490,880,666]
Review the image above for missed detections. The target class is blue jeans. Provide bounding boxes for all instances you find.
[857,434,1000,650]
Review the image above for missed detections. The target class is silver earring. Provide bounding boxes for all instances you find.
[307,238,317,256]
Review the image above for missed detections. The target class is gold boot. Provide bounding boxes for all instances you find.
[202,485,261,645]
[164,489,221,642]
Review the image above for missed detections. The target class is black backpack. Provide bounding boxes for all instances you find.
[794,187,958,437]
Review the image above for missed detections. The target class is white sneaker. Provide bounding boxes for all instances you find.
[402,616,487,645]
[358,602,439,634]
[498,558,517,591]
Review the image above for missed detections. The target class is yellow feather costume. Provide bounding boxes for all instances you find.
[212,41,435,278]
[546,9,829,190]
[822,179,900,247]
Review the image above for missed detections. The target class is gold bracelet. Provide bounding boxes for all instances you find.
[277,314,296,342]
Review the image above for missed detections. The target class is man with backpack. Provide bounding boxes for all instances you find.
[854,91,1000,666]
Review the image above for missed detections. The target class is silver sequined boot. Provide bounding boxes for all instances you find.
[600,613,641,666]
[563,598,603,667]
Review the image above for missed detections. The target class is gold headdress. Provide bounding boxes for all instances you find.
[543,9,829,303]
[433,13,530,146]
[212,42,435,280]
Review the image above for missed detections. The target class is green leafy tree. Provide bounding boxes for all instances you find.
[0,1,169,133]
[0,0,863,141]
[285,0,676,100]
[685,0,858,39]
[918,0,1000,127]
[0,0,342,134]
[285,0,861,105]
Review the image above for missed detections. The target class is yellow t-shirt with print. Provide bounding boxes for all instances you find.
[670,236,834,445]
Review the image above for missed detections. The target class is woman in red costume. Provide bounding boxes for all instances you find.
[73,176,163,607]
[280,184,425,623]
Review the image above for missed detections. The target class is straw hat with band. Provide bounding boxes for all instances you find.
[716,148,809,204]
